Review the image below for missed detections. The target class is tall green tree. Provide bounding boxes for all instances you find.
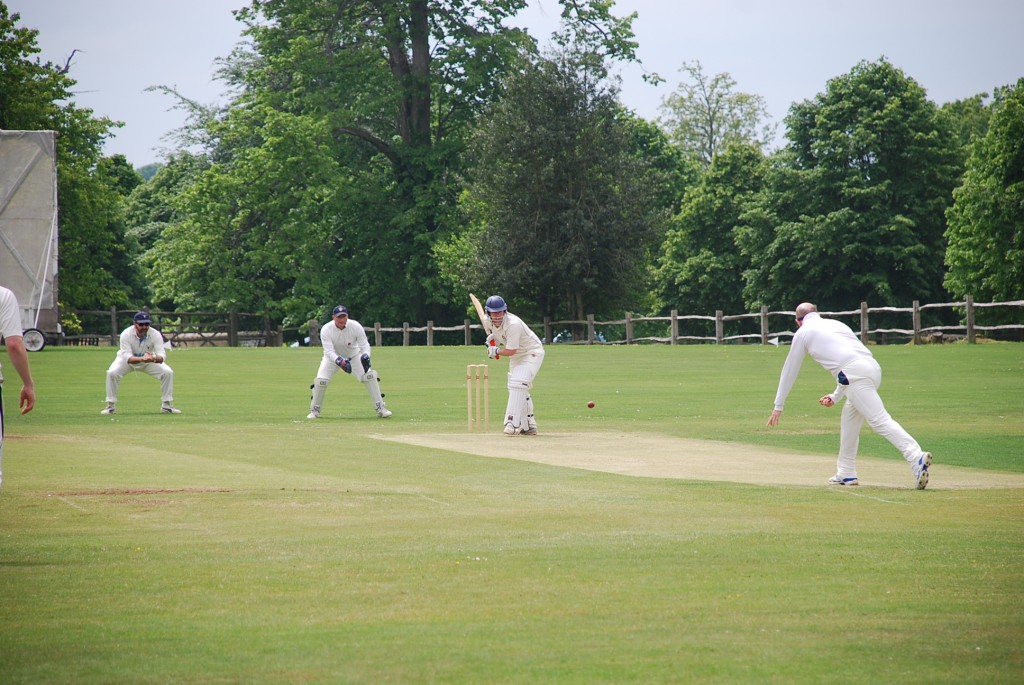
[623,114,698,216]
[737,58,961,311]
[149,0,639,325]
[125,152,211,308]
[658,60,775,167]
[453,49,668,322]
[944,78,1024,305]
[940,93,993,161]
[654,143,766,317]
[126,152,209,256]
[147,109,362,320]
[1,3,139,309]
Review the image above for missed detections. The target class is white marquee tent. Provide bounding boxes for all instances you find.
[0,130,59,351]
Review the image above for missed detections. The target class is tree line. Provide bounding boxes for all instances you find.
[2,1,1022,333]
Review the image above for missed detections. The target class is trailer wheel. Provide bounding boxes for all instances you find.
[22,328,46,352]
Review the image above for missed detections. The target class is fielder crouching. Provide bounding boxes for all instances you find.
[307,305,391,419]
[102,311,180,415]
[483,295,544,436]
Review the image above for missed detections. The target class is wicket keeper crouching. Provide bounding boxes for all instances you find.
[308,305,391,419]
[483,295,544,436]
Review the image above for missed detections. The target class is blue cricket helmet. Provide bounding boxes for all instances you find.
[485,295,507,312]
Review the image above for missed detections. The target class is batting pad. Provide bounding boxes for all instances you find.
[362,369,384,405]
[310,377,329,411]
[505,384,530,430]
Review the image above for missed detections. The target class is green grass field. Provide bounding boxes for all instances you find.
[2,342,1023,684]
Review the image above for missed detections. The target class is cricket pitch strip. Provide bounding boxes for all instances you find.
[374,431,1024,490]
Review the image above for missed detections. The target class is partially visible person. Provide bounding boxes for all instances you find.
[1,285,37,490]
[102,311,181,415]
[767,302,932,489]
[483,295,544,436]
[307,305,391,419]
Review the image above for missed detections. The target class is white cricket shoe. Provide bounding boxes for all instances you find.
[913,452,932,490]
[827,474,859,486]
[307,410,320,419]
[101,403,116,415]
[377,407,392,418]
[161,403,182,414]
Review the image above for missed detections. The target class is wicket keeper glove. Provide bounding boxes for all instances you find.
[337,356,352,373]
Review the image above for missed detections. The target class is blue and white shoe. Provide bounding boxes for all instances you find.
[913,452,932,490]
[828,475,859,486]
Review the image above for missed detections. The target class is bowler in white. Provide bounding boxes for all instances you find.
[768,302,932,489]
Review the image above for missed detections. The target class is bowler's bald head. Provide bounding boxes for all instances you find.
[795,302,817,319]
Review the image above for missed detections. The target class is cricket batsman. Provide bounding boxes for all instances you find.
[307,305,391,419]
[483,295,544,436]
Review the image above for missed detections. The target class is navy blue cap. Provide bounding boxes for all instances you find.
[332,305,349,317]
[134,311,153,324]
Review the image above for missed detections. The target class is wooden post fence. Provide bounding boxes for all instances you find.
[966,294,975,343]
[109,306,118,345]
[73,297,1023,349]
[227,310,238,347]
[912,301,921,345]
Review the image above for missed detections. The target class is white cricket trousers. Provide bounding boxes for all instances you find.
[1,383,6,489]
[106,359,175,403]
[836,356,922,478]
[508,349,544,386]
[504,350,544,427]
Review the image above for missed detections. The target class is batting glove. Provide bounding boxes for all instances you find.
[486,344,500,359]
[337,356,352,373]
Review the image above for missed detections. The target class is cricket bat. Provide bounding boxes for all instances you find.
[470,293,497,353]
[469,293,490,333]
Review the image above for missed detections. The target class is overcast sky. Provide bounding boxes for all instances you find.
[12,0,1024,167]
